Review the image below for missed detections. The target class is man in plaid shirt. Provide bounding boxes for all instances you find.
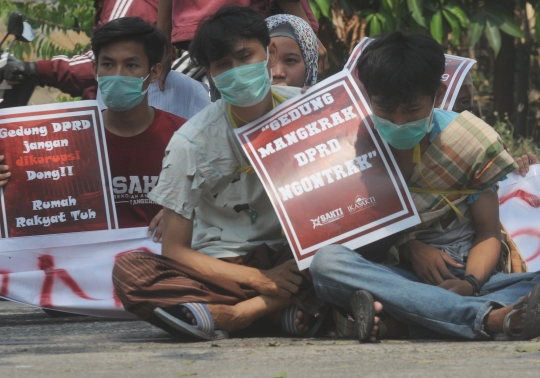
[310,30,540,343]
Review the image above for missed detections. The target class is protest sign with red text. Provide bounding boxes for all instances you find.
[0,102,158,318]
[0,101,117,237]
[235,71,420,269]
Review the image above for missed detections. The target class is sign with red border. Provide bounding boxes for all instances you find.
[0,101,117,238]
[235,71,420,269]
[345,37,476,111]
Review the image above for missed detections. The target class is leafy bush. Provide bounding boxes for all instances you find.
[0,0,93,60]
[493,115,540,157]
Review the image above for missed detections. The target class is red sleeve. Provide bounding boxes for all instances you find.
[299,0,319,34]
[95,0,159,29]
[36,51,97,99]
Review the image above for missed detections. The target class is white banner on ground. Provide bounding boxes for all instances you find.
[0,227,159,318]
[499,165,540,272]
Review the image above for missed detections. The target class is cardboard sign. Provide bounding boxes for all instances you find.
[0,101,117,238]
[235,71,420,269]
[499,166,540,272]
[438,54,477,111]
[345,37,476,111]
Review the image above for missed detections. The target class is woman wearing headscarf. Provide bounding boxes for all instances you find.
[266,14,318,88]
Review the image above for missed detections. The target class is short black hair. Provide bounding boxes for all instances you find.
[357,31,445,112]
[91,17,167,69]
[189,5,270,67]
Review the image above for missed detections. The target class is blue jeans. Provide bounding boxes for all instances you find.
[309,245,540,340]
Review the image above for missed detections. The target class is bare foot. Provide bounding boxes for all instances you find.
[294,310,315,334]
[369,301,383,343]
[484,293,529,334]
[179,304,255,333]
[181,296,293,333]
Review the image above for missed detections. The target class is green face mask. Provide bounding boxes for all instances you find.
[372,102,435,150]
[97,72,150,111]
[212,49,271,107]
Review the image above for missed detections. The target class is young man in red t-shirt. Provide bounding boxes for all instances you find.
[92,16,186,237]
[0,17,186,240]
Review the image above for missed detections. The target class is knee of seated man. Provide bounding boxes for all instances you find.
[310,244,354,278]
[112,251,150,283]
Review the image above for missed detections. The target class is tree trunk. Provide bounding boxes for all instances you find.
[515,6,531,137]
[493,0,516,120]
[493,31,515,118]
[515,42,530,136]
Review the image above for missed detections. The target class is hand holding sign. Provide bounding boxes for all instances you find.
[0,155,10,186]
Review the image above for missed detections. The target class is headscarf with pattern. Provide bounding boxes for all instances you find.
[266,14,318,87]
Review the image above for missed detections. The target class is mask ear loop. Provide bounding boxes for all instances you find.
[426,99,437,133]
[141,66,154,95]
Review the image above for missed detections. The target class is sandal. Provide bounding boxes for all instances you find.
[349,290,375,343]
[281,305,328,337]
[332,306,406,340]
[154,303,229,341]
[502,281,540,341]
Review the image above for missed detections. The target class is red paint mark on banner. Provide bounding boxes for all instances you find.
[499,190,540,208]
[511,228,540,262]
[0,270,10,297]
[38,254,95,307]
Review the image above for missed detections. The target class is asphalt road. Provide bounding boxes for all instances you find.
[1,301,540,378]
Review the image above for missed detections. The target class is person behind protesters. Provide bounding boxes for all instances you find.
[266,14,318,88]
[3,0,209,120]
[309,31,540,343]
[3,0,159,100]
[451,73,539,176]
[157,0,327,91]
[112,5,324,341]
[452,72,475,114]
[1,17,187,242]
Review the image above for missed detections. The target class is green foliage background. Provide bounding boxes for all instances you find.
[309,0,539,56]
[0,0,93,60]
[1,0,539,154]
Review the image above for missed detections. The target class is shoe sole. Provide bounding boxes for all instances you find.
[154,307,214,341]
[349,290,375,343]
[522,281,540,340]
[500,281,540,341]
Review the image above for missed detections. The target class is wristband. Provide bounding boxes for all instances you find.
[460,274,481,296]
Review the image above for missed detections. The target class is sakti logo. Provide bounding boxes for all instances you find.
[310,208,344,229]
